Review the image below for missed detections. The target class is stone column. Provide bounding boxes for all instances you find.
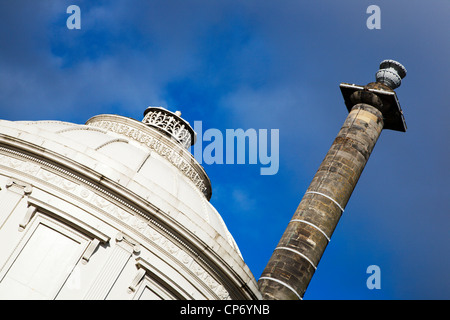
[258,60,407,300]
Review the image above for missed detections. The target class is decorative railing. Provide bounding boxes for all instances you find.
[142,107,195,150]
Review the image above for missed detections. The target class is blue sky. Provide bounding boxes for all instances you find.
[0,0,448,299]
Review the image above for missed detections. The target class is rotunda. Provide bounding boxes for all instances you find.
[0,107,260,300]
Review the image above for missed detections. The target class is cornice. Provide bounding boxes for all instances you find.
[0,133,260,300]
[86,114,212,200]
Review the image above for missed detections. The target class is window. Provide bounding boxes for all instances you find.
[0,214,90,299]
[133,277,178,300]
[130,258,186,300]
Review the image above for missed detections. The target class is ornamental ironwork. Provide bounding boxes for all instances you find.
[142,107,196,149]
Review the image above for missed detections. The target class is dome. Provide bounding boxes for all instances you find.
[0,109,260,300]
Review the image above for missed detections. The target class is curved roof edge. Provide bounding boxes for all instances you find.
[86,114,212,200]
[0,119,261,300]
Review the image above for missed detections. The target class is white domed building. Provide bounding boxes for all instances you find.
[0,107,260,300]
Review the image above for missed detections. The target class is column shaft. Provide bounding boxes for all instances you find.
[258,103,384,300]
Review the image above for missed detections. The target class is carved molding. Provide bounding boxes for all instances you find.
[18,205,37,231]
[86,116,211,200]
[0,148,232,299]
[116,231,141,254]
[143,225,230,299]
[82,238,101,264]
[128,268,146,294]
[5,179,33,196]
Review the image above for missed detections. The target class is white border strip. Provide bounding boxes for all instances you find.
[259,276,302,300]
[274,246,317,270]
[290,219,331,242]
[305,191,345,213]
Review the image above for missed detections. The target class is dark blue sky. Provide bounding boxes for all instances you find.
[0,0,448,299]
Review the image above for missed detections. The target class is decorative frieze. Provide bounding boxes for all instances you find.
[139,219,230,299]
[0,149,230,299]
[86,117,211,199]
